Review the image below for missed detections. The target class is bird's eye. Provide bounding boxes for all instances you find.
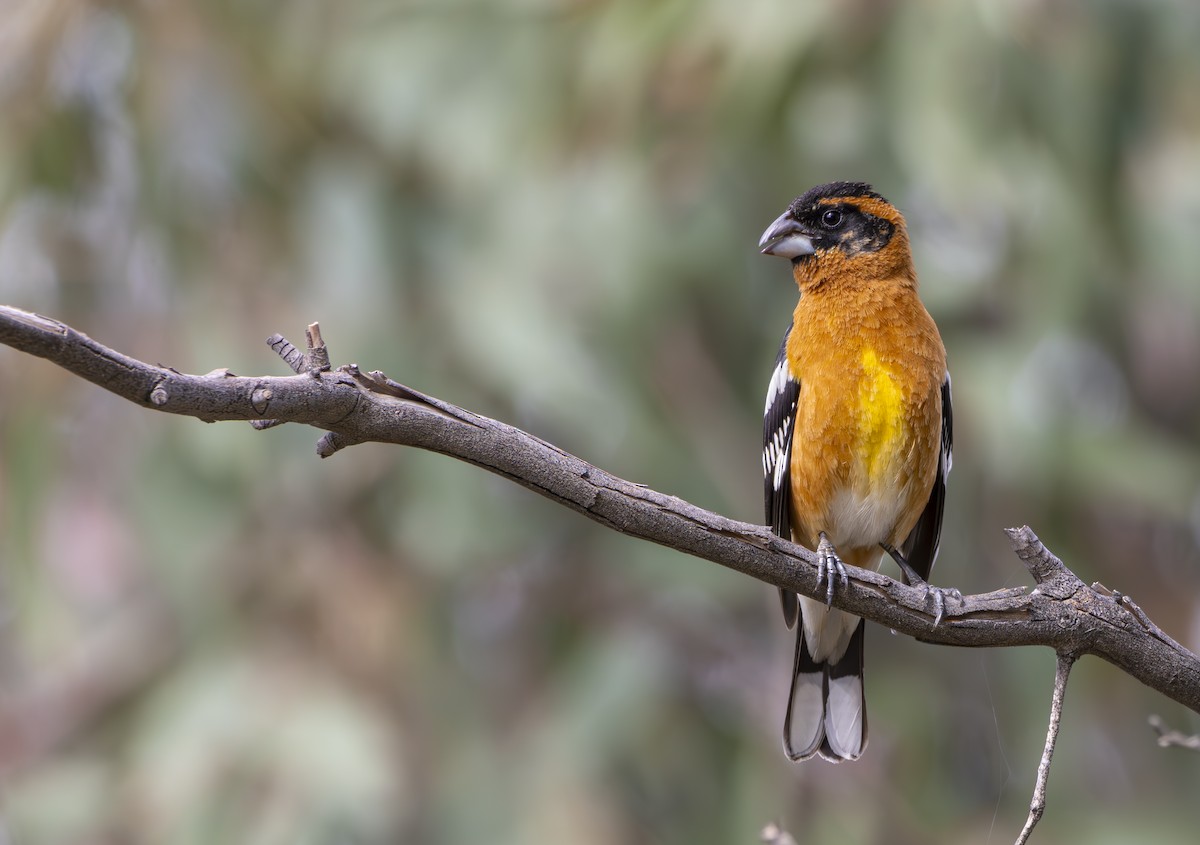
[820,209,843,229]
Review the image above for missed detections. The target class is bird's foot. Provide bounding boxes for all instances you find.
[816,532,849,607]
[923,584,964,626]
[881,543,964,626]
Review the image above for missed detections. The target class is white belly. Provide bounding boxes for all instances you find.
[825,482,914,550]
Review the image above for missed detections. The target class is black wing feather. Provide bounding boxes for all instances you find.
[899,373,953,583]
[762,325,802,628]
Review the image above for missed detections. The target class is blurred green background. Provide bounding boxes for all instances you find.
[2,1,1199,843]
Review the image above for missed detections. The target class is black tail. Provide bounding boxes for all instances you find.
[783,620,868,762]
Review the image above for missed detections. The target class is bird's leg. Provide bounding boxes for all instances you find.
[815,532,849,607]
[881,543,925,588]
[880,543,963,626]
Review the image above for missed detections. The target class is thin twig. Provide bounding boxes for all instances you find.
[305,322,331,373]
[1015,652,1076,845]
[1148,715,1200,751]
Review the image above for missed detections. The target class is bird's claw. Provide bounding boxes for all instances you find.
[815,532,848,607]
[926,585,964,626]
[880,543,962,626]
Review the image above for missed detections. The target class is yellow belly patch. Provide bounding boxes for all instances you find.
[856,348,904,479]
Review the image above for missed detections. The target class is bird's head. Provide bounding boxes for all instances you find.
[758,182,914,291]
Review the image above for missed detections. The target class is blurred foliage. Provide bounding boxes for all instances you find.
[2,0,1200,843]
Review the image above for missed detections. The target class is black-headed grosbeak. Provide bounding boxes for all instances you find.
[758,182,952,762]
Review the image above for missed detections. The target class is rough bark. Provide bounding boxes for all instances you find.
[2,303,1198,717]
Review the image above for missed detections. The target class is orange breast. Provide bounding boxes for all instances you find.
[786,284,944,555]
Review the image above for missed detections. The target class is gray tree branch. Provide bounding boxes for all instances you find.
[2,304,1198,716]
[7,303,1200,843]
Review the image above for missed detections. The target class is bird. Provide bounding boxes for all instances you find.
[758,181,952,762]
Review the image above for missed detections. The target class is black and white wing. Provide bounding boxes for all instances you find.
[899,372,953,582]
[763,325,802,629]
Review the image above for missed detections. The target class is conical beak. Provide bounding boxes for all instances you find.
[759,212,815,259]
